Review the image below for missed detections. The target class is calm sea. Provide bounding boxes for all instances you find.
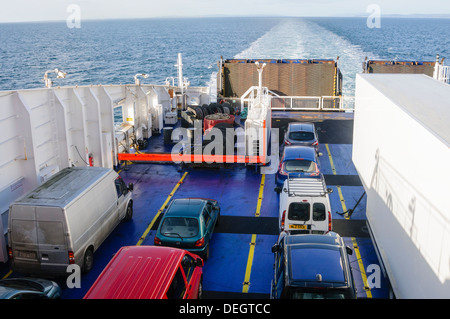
[1,17,449,97]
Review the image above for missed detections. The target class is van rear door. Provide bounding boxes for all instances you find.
[10,205,40,270]
[310,200,330,233]
[286,201,311,232]
[35,206,68,271]
[285,198,330,233]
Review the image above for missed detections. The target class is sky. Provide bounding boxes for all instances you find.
[1,0,450,23]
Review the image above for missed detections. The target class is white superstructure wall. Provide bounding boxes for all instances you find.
[0,83,209,262]
[353,74,450,298]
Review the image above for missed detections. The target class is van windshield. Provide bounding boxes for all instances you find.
[160,217,199,238]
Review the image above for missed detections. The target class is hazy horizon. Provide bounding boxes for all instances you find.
[1,0,450,23]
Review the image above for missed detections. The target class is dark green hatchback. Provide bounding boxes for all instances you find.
[154,198,220,260]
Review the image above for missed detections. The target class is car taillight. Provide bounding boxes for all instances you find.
[312,141,318,146]
[68,251,75,264]
[195,237,205,247]
[328,211,332,231]
[154,236,161,245]
[284,140,291,145]
[7,246,13,260]
[281,210,286,230]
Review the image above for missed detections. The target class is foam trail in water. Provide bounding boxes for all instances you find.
[208,18,379,100]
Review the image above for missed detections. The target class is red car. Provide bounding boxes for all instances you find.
[83,246,204,299]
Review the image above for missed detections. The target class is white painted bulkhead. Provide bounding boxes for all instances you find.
[0,83,209,262]
[353,74,450,298]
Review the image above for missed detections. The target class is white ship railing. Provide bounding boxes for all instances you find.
[436,65,450,84]
[271,95,354,111]
[220,95,355,112]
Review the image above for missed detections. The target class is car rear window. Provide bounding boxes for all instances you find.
[288,202,310,221]
[160,217,199,238]
[289,131,315,141]
[312,203,326,221]
[284,160,316,172]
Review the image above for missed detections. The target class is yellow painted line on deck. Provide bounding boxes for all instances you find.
[2,269,12,279]
[255,174,265,217]
[326,144,372,298]
[325,144,337,175]
[325,144,348,220]
[242,234,257,293]
[352,237,373,298]
[337,186,348,219]
[136,171,189,246]
[242,174,265,293]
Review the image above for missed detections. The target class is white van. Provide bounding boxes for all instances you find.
[278,177,332,234]
[8,167,133,276]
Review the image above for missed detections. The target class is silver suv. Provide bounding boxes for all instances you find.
[283,122,319,154]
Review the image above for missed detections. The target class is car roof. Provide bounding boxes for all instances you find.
[288,122,315,133]
[282,145,317,161]
[83,246,187,299]
[284,233,347,284]
[166,198,207,217]
[0,278,45,299]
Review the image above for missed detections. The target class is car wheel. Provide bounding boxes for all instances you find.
[123,203,133,221]
[215,211,220,227]
[197,278,203,299]
[203,244,210,261]
[82,248,94,274]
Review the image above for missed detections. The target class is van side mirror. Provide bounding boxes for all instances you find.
[271,244,280,253]
[128,183,134,191]
[346,246,353,255]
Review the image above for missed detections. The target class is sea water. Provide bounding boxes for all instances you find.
[1,17,449,98]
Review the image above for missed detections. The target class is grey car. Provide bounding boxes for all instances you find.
[283,122,319,153]
[0,277,61,299]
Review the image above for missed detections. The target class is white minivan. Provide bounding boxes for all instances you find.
[8,167,133,276]
[278,177,333,234]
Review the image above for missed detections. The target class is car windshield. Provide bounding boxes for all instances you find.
[284,160,316,172]
[160,217,199,238]
[289,131,315,141]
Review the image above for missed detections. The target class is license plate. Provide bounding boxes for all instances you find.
[18,251,37,259]
[289,224,307,230]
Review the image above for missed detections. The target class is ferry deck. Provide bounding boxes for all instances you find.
[0,109,391,299]
[3,56,448,300]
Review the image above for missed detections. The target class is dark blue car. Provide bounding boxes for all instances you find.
[275,145,320,189]
[270,231,356,299]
